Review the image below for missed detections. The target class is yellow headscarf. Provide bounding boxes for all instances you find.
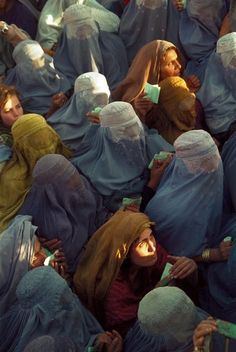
[0,114,71,232]
[111,40,179,103]
[146,77,197,144]
[74,210,153,320]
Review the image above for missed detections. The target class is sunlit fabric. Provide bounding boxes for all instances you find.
[145,130,224,256]
[36,0,120,49]
[119,0,183,64]
[179,0,228,81]
[4,40,71,115]
[19,154,109,272]
[54,4,128,89]
[0,215,36,315]
[197,34,236,134]
[48,72,110,151]
[72,102,149,210]
[0,266,103,351]
[36,0,78,49]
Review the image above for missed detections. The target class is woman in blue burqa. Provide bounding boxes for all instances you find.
[144,129,225,258]
[178,0,229,81]
[19,154,110,273]
[53,3,128,90]
[72,101,150,211]
[47,72,110,152]
[119,0,183,64]
[4,39,71,115]
[196,33,236,139]
[0,266,122,352]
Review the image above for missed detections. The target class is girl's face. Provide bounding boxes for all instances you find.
[130,228,157,267]
[160,49,182,81]
[0,95,23,127]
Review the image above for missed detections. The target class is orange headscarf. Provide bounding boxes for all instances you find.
[146,77,197,144]
[111,40,179,103]
[73,210,153,320]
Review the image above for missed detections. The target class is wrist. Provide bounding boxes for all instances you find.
[147,179,159,190]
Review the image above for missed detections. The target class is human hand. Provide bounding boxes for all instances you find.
[184,75,201,93]
[52,92,68,109]
[123,204,140,212]
[193,318,217,350]
[148,155,172,190]
[218,239,233,261]
[38,237,62,251]
[50,249,68,278]
[43,47,56,57]
[94,330,123,352]
[86,111,100,124]
[133,92,154,121]
[219,13,231,38]
[167,255,197,279]
[172,0,185,11]
[0,22,29,46]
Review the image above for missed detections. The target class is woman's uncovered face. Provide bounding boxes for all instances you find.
[130,228,157,267]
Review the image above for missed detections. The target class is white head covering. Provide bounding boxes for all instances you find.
[64,3,92,24]
[63,2,119,32]
[100,101,143,142]
[216,32,236,68]
[13,40,44,64]
[174,130,220,174]
[74,71,110,98]
[138,287,199,343]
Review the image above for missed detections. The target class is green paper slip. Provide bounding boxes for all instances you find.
[160,262,173,280]
[216,319,236,339]
[122,197,142,207]
[91,107,102,114]
[148,151,172,169]
[144,83,161,104]
[223,236,232,242]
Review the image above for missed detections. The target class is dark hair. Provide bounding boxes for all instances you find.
[0,84,21,110]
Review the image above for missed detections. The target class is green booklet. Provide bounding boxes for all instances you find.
[144,83,161,104]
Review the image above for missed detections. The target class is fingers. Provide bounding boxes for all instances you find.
[38,238,62,251]
[167,255,178,264]
[86,112,100,124]
[124,204,140,212]
[169,257,197,279]
[193,319,217,348]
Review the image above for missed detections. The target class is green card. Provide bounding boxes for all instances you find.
[144,83,161,104]
[148,151,172,169]
[216,319,236,339]
[91,107,102,114]
[122,197,142,207]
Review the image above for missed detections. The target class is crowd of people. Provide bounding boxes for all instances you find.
[0,0,236,351]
